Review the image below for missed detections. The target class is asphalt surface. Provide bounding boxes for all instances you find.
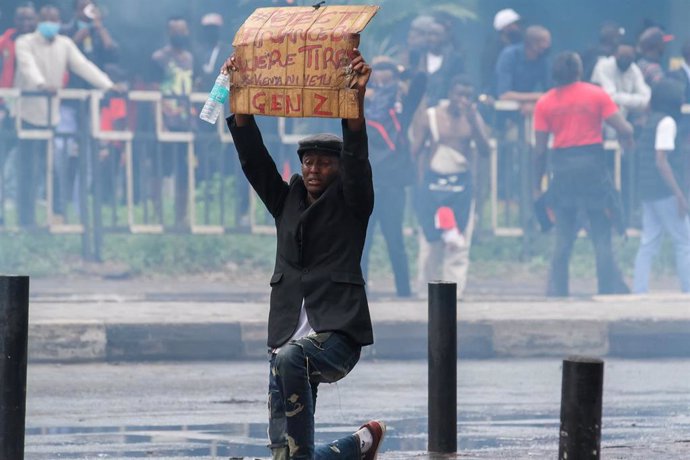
[24,359,690,459]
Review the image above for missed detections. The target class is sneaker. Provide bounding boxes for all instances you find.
[360,420,386,460]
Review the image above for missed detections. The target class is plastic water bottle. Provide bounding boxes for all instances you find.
[199,71,230,124]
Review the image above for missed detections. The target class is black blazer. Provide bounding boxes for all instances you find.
[228,116,375,348]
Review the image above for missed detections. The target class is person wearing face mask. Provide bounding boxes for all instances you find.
[14,4,118,227]
[591,42,651,223]
[360,58,425,298]
[193,13,230,92]
[152,16,194,228]
[591,42,651,121]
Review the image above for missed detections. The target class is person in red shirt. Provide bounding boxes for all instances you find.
[0,4,38,89]
[533,51,633,297]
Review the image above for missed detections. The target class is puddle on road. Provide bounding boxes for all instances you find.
[26,418,559,458]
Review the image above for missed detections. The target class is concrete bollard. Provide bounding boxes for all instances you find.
[428,281,457,453]
[0,276,30,460]
[559,356,604,460]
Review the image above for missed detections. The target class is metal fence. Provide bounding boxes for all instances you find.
[1,88,688,259]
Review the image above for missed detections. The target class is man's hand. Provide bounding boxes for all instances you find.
[347,48,371,130]
[109,83,127,94]
[222,54,250,127]
[222,55,237,76]
[349,48,371,94]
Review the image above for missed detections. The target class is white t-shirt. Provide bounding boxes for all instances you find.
[272,299,314,353]
[655,116,677,151]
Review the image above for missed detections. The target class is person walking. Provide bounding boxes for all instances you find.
[412,75,491,298]
[633,79,690,293]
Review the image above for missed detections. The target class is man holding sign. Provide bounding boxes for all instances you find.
[225,46,384,460]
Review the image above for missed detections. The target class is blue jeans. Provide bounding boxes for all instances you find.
[268,332,362,460]
[633,195,690,293]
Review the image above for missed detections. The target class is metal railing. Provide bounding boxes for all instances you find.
[1,88,688,256]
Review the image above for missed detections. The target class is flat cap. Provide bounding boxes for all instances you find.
[297,133,343,161]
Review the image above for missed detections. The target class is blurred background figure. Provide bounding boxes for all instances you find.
[361,57,425,298]
[581,21,625,81]
[151,15,193,228]
[637,26,673,87]
[194,12,229,92]
[14,3,115,227]
[56,0,119,222]
[397,14,435,71]
[591,41,651,128]
[0,2,37,221]
[419,17,464,107]
[496,25,551,104]
[669,39,690,103]
[632,78,690,294]
[533,52,632,297]
[481,8,522,95]
[412,75,491,299]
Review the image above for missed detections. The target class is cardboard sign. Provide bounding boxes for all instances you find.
[230,5,379,119]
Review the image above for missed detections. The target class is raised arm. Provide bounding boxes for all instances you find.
[340,49,374,218]
[345,48,370,132]
[224,56,288,218]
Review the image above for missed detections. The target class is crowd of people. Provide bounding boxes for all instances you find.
[0,2,689,297]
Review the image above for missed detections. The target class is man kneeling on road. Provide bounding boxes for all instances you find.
[225,49,385,460]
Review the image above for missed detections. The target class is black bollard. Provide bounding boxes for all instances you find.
[0,276,30,460]
[559,356,604,460]
[428,281,457,453]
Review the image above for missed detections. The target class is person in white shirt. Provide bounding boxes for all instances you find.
[591,42,651,118]
[632,79,690,293]
[14,4,114,127]
[13,4,117,226]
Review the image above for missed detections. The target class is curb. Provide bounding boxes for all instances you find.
[27,319,690,363]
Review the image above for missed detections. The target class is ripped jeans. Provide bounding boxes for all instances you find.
[268,332,362,460]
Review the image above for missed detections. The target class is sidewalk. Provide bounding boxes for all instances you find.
[25,276,690,363]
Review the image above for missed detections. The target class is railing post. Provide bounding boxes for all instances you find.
[0,276,30,460]
[428,281,457,453]
[559,356,604,460]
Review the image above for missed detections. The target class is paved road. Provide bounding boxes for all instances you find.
[25,359,690,459]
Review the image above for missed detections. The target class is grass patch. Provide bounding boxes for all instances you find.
[0,229,681,283]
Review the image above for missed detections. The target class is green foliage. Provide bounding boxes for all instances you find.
[102,234,277,275]
[0,234,82,276]
[0,229,680,286]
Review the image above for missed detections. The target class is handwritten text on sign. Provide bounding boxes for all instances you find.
[230,5,379,118]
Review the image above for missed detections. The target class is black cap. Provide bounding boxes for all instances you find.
[297,133,343,161]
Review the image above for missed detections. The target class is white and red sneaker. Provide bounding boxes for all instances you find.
[360,420,386,460]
